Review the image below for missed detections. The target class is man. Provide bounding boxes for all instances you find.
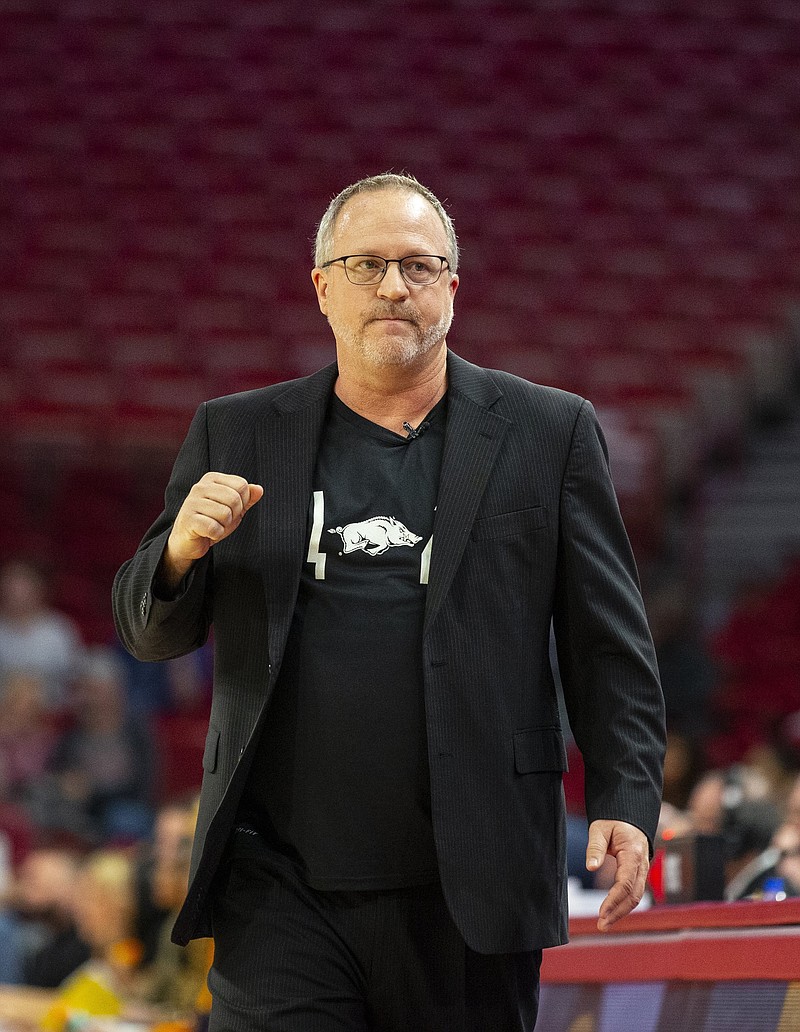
[113,172,665,1031]
[7,847,91,988]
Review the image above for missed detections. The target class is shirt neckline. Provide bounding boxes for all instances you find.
[330,392,447,444]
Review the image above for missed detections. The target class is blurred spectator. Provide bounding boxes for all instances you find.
[0,670,57,804]
[686,770,726,836]
[0,907,23,983]
[687,764,772,837]
[31,649,156,844]
[0,560,82,708]
[42,849,143,1031]
[165,648,213,715]
[683,764,787,899]
[773,773,800,894]
[1,846,90,988]
[133,801,192,966]
[723,774,800,900]
[661,729,705,811]
[0,800,35,870]
[133,799,212,1015]
[0,830,23,982]
[42,845,210,1030]
[743,740,797,812]
[111,642,174,717]
[724,799,783,889]
[647,577,715,734]
[71,849,138,962]
[113,641,213,717]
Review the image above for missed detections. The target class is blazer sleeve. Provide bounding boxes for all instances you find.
[112,403,214,663]
[553,399,666,849]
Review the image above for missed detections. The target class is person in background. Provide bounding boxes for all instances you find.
[0,832,24,983]
[722,780,800,901]
[132,803,188,968]
[0,911,24,983]
[661,729,705,812]
[723,799,783,893]
[0,670,57,805]
[0,560,82,709]
[687,765,773,837]
[133,798,212,1016]
[45,649,155,843]
[70,850,139,966]
[647,576,715,735]
[5,847,90,988]
[41,849,144,1032]
[112,643,213,718]
[772,772,800,893]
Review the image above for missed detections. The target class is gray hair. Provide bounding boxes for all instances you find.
[314,172,459,272]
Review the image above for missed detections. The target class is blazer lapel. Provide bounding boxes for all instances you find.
[256,363,337,670]
[424,353,510,634]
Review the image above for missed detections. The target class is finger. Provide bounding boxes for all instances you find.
[586,826,611,872]
[200,471,252,507]
[187,511,233,544]
[200,475,263,517]
[201,471,250,493]
[597,885,639,931]
[599,887,632,929]
[193,482,249,516]
[243,484,264,512]
[185,486,262,541]
[597,855,647,931]
[198,484,262,526]
[188,496,242,527]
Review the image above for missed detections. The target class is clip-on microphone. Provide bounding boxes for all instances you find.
[403,420,430,440]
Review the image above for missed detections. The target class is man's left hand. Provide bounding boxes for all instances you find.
[586,819,649,932]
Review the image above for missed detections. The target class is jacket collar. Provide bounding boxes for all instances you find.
[267,361,339,415]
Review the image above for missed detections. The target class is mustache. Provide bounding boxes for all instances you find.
[365,305,420,323]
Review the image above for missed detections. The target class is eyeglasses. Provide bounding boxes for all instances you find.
[320,254,450,286]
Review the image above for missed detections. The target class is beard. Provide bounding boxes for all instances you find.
[328,300,454,368]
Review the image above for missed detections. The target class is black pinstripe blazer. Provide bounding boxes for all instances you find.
[113,351,665,953]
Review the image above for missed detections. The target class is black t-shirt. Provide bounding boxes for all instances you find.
[239,393,446,889]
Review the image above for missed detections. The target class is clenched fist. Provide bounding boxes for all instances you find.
[159,472,264,593]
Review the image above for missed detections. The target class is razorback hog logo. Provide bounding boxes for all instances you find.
[329,516,422,556]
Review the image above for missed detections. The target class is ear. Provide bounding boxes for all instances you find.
[311,267,330,315]
[448,273,459,302]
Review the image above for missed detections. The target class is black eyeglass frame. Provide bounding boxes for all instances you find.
[319,254,451,285]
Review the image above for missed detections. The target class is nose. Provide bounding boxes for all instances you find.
[376,263,410,302]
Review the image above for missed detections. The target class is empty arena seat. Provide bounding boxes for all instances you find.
[2,0,800,639]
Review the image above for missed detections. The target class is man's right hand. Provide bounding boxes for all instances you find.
[158,472,264,593]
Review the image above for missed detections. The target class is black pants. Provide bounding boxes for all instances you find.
[208,838,541,1032]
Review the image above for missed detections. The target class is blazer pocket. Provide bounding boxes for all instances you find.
[202,725,220,773]
[513,726,568,774]
[471,506,547,542]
